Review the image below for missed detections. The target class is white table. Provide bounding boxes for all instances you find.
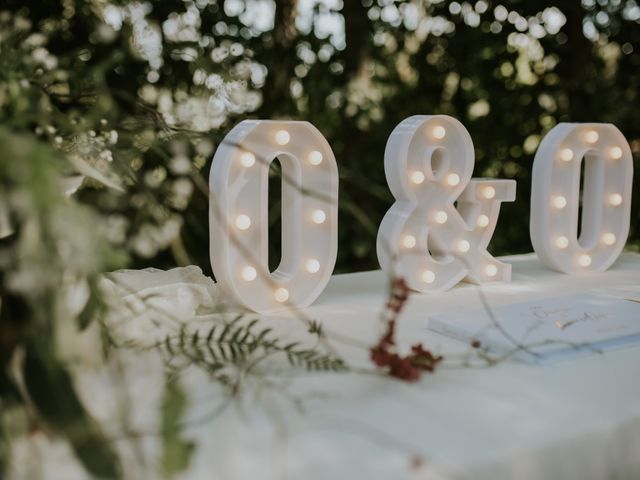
[12,253,640,480]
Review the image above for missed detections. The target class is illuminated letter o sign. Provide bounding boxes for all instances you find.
[530,123,633,273]
[209,120,338,313]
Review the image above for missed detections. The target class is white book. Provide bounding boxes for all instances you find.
[428,293,640,364]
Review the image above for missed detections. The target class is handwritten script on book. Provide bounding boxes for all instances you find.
[428,293,640,363]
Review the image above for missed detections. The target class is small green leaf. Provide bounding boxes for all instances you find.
[205,326,216,344]
[165,336,174,355]
[23,345,121,479]
[161,377,195,478]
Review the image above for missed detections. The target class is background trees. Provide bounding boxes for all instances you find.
[2,0,638,276]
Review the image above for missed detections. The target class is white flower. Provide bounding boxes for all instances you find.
[24,33,46,47]
[169,155,192,175]
[195,139,214,157]
[103,215,128,244]
[171,178,194,209]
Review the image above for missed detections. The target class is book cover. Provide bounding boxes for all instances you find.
[428,294,640,364]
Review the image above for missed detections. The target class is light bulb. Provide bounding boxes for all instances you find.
[555,236,569,249]
[552,195,567,209]
[608,193,623,206]
[432,125,446,139]
[274,287,290,303]
[308,150,323,165]
[559,148,574,162]
[421,270,436,284]
[240,152,256,168]
[410,171,425,184]
[402,235,417,249]
[311,209,327,224]
[584,130,599,144]
[275,130,290,146]
[305,259,321,273]
[235,214,251,230]
[609,146,623,160]
[241,266,257,281]
[434,210,448,224]
[578,254,592,267]
[457,240,470,252]
[482,186,496,199]
[602,232,616,246]
[485,264,498,277]
[476,214,490,228]
[446,173,460,186]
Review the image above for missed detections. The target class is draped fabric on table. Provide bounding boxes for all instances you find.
[10,254,640,480]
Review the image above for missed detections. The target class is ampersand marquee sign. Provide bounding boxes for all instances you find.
[210,117,633,313]
[376,115,516,292]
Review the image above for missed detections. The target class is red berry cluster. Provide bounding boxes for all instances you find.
[370,278,443,382]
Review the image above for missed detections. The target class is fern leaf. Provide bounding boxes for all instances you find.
[206,326,216,344]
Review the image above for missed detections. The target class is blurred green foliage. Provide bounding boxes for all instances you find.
[0,128,123,477]
[161,378,195,478]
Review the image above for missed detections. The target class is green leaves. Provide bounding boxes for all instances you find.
[0,128,129,477]
[160,378,195,479]
[22,344,121,479]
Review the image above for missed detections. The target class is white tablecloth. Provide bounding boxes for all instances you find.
[12,253,640,480]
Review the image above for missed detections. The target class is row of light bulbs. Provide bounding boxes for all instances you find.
[416,263,499,285]
[554,232,616,249]
[401,233,498,284]
[410,171,497,200]
[558,128,623,157]
[402,235,471,252]
[239,130,325,169]
[550,193,623,210]
[240,258,322,283]
[399,211,489,229]
[559,146,623,161]
[240,149,324,168]
[234,208,326,232]
[240,256,323,303]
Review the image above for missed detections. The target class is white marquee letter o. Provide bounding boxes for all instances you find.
[209,120,338,313]
[530,123,633,273]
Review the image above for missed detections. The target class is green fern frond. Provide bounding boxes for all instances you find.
[160,318,347,374]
